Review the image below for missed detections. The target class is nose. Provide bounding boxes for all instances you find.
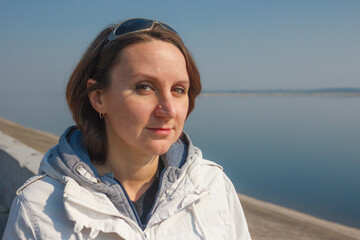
[154,95,176,119]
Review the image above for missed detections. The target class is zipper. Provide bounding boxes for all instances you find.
[113,158,166,232]
[144,166,167,227]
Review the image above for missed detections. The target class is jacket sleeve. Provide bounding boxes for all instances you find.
[3,194,37,240]
[224,174,252,240]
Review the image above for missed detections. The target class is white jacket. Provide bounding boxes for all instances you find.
[3,128,251,240]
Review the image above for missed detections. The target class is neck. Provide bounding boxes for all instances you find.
[94,135,160,202]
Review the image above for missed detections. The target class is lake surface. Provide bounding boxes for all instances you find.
[1,93,359,228]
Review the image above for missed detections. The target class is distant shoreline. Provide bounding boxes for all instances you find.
[201,88,360,97]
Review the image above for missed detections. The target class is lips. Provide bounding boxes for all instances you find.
[146,128,172,135]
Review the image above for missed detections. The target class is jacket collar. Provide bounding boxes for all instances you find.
[62,156,210,237]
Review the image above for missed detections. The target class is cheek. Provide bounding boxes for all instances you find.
[177,101,189,123]
[104,96,132,126]
[114,98,154,125]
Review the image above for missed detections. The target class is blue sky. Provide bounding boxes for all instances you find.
[1,0,359,95]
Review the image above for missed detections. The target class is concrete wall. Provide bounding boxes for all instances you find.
[0,131,42,238]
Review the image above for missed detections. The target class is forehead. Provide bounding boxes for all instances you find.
[112,39,189,82]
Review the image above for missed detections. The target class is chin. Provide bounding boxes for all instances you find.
[146,139,175,156]
[152,145,172,156]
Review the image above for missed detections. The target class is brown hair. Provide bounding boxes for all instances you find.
[66,21,201,164]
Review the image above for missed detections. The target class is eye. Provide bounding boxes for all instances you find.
[135,83,154,94]
[172,86,187,95]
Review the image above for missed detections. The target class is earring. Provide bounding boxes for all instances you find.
[99,112,104,119]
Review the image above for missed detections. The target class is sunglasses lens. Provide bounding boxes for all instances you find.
[107,18,179,44]
[114,19,153,36]
[161,23,178,35]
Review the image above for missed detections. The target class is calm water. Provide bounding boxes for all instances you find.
[1,93,359,228]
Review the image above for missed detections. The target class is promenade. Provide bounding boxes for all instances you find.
[1,118,359,240]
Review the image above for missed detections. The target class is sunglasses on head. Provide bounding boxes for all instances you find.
[106,18,178,46]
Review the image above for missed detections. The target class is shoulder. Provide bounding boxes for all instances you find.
[5,175,75,239]
[17,174,65,202]
[15,174,67,223]
[188,157,227,186]
[186,157,251,239]
[187,157,239,203]
[187,156,243,207]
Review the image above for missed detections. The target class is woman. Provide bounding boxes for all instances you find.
[4,18,251,239]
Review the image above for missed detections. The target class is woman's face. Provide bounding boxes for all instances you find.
[99,40,189,157]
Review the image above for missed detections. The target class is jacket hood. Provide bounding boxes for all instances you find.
[38,126,201,227]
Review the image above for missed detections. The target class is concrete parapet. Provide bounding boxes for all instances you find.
[0,130,42,237]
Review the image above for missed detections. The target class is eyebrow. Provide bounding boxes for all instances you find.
[131,72,190,85]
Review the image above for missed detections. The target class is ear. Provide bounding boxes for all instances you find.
[87,79,106,114]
